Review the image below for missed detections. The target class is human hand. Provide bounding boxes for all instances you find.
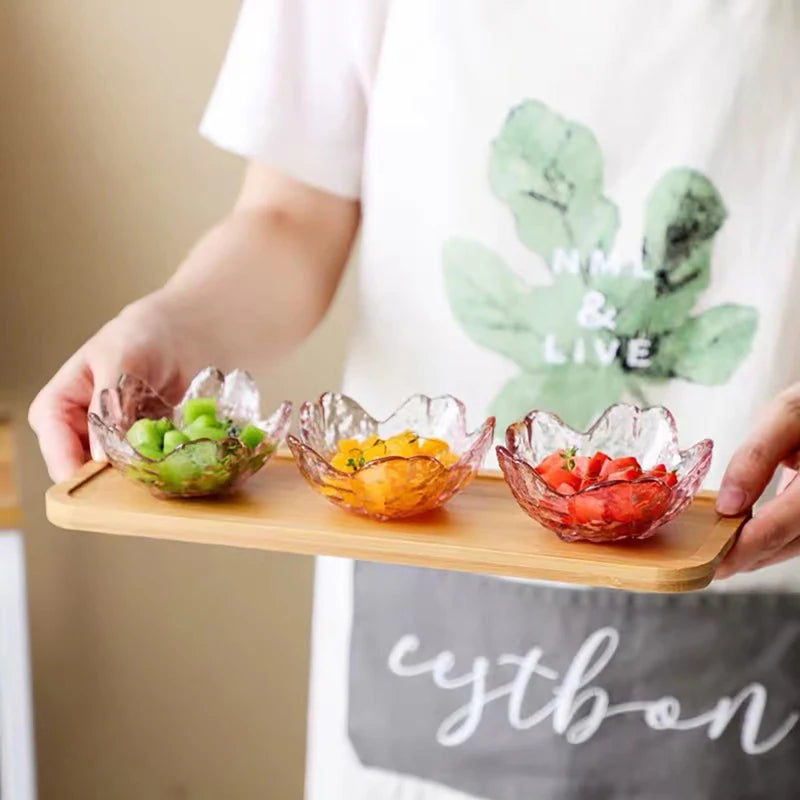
[715,385,800,578]
[30,164,360,484]
[28,293,203,483]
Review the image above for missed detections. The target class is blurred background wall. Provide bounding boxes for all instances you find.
[1,1,354,796]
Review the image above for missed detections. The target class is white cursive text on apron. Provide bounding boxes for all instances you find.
[387,627,799,755]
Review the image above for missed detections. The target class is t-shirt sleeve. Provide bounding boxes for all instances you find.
[199,0,373,199]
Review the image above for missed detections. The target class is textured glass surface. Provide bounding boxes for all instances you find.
[89,367,291,498]
[288,394,495,520]
[497,404,713,543]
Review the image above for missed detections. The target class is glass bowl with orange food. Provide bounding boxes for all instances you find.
[287,393,495,520]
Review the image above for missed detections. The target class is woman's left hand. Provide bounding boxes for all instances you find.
[715,384,800,578]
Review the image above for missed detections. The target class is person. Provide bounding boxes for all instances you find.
[29,1,800,797]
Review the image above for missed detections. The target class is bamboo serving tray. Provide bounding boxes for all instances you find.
[45,455,746,593]
[0,421,21,529]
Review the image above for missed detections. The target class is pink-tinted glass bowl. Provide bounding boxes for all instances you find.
[88,367,291,498]
[287,393,495,520]
[496,404,713,543]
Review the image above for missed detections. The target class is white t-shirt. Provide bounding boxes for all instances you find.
[201,1,800,798]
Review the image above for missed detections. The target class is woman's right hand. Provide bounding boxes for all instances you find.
[28,293,203,483]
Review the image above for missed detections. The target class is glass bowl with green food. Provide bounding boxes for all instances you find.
[88,367,291,498]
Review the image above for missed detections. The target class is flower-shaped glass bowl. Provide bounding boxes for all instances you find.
[89,367,291,498]
[287,393,495,520]
[496,404,713,543]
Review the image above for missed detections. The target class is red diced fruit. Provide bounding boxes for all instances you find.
[571,493,608,523]
[573,456,591,478]
[587,451,609,477]
[608,467,642,481]
[607,456,640,472]
[538,467,562,489]
[534,447,678,528]
[538,465,581,493]
[600,456,642,480]
[534,445,679,528]
[558,471,582,492]
[536,451,567,474]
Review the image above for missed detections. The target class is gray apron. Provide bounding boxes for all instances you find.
[348,562,800,800]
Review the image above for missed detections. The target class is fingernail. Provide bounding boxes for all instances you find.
[716,486,747,515]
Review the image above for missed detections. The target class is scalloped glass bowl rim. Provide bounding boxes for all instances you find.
[88,369,292,465]
[289,392,495,476]
[497,403,713,498]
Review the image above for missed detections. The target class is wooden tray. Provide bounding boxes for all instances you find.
[0,422,21,529]
[45,456,745,593]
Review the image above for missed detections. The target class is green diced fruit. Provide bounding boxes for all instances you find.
[186,413,218,430]
[183,397,217,426]
[158,441,219,487]
[182,417,227,442]
[155,417,175,436]
[239,423,266,450]
[134,444,163,461]
[126,418,163,451]
[163,429,190,454]
[185,427,227,443]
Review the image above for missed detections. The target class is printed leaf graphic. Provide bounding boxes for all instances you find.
[644,168,726,279]
[443,239,544,371]
[489,372,550,433]
[521,275,590,341]
[489,101,619,262]
[649,305,758,384]
[490,364,625,432]
[444,103,759,432]
[614,169,726,336]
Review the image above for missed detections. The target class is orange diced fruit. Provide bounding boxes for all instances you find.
[419,438,448,456]
[336,438,360,453]
[363,442,389,461]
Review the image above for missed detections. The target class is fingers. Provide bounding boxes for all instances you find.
[29,370,91,483]
[717,387,800,515]
[782,452,800,470]
[743,537,800,573]
[716,471,800,578]
[777,467,798,495]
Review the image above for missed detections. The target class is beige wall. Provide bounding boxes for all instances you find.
[1,2,353,797]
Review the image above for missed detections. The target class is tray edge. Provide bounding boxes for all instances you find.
[45,461,743,594]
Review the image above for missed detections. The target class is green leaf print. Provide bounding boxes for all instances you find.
[644,168,727,280]
[489,101,619,262]
[613,169,726,336]
[648,304,758,384]
[522,275,590,341]
[443,239,544,371]
[443,100,758,434]
[491,364,626,432]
